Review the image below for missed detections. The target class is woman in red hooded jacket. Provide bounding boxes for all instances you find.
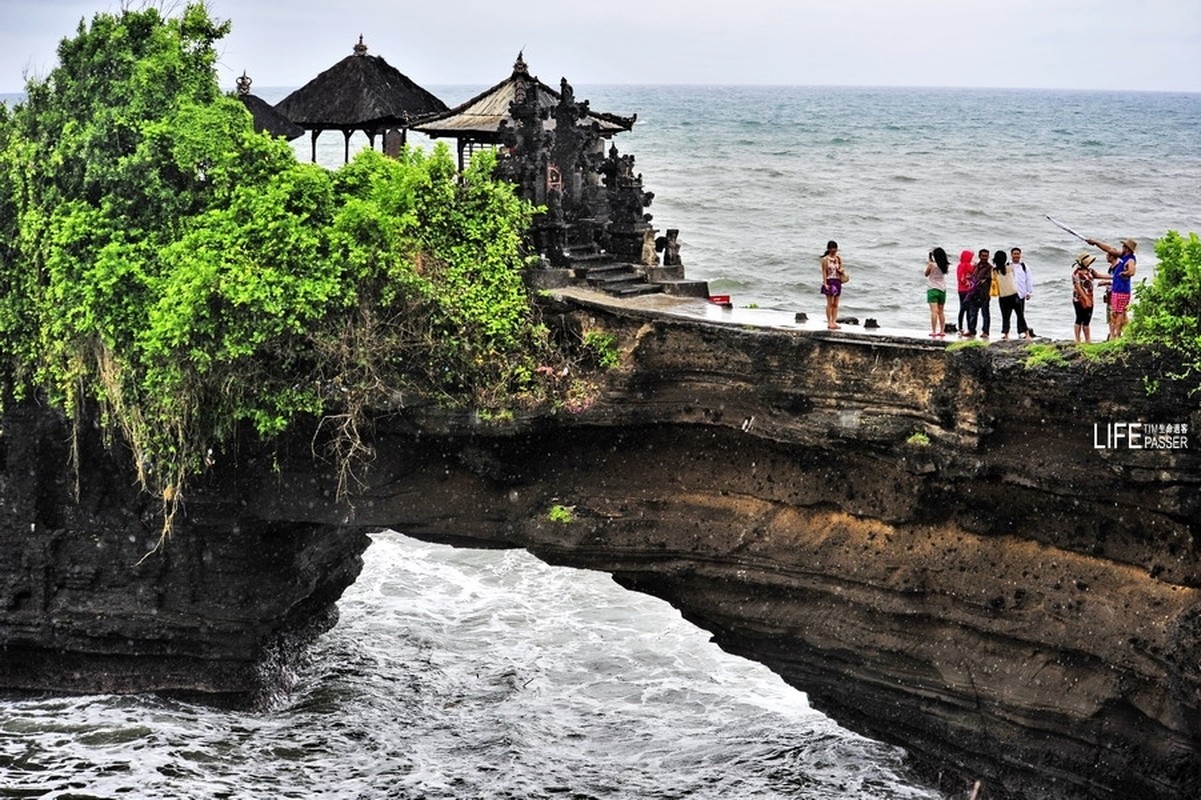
[955,249,975,336]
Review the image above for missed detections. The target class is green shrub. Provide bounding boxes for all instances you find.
[547,504,575,524]
[582,329,620,368]
[0,5,552,537]
[905,431,930,446]
[1128,231,1201,394]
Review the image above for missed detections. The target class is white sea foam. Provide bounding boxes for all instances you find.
[0,531,943,798]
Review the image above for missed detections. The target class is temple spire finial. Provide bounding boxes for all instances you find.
[235,70,252,96]
[353,35,368,56]
[513,50,528,75]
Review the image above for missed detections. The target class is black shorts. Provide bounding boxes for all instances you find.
[1073,301,1094,326]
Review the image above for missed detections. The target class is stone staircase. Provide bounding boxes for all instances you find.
[549,227,710,300]
[580,262,666,298]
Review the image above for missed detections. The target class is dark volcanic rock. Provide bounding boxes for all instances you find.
[0,399,369,706]
[1,293,1198,799]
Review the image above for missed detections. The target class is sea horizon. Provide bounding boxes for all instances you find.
[8,82,1201,101]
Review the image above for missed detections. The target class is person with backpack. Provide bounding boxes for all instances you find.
[1011,247,1032,339]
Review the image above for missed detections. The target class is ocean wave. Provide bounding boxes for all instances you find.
[746,166,788,179]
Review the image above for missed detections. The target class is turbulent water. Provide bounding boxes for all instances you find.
[3,84,1199,798]
[2,533,941,799]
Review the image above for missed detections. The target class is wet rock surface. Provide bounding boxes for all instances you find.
[1,293,1197,798]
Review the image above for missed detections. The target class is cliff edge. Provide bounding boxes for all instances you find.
[1,290,1197,799]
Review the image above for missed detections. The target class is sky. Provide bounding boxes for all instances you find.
[2,0,1200,94]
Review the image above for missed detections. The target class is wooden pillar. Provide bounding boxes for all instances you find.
[310,130,319,163]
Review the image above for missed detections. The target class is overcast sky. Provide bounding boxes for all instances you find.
[2,0,1200,94]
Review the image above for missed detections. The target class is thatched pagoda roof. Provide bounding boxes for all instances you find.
[413,53,635,143]
[275,37,448,132]
[235,72,304,141]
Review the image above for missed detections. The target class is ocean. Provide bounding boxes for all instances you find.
[2,84,1199,798]
[573,85,1201,340]
[2,533,940,800]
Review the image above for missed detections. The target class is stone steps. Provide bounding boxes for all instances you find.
[581,263,664,298]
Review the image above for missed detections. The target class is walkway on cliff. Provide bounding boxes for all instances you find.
[552,286,952,344]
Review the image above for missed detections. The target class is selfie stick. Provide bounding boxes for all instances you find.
[1045,215,1089,243]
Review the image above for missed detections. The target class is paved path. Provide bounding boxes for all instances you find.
[552,286,953,343]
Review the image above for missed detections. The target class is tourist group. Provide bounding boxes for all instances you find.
[822,238,1138,342]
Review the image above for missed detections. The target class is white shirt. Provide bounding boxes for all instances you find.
[1013,261,1033,298]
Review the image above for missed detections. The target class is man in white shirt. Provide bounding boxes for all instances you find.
[1011,247,1033,339]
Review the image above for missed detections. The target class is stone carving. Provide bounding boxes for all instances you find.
[601,144,654,227]
[655,229,683,266]
[496,76,663,268]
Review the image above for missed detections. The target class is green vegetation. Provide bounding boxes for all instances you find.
[0,5,569,537]
[1128,231,1201,395]
[905,431,930,447]
[1024,343,1069,369]
[945,338,987,352]
[582,329,620,369]
[547,504,575,524]
[1074,338,1125,363]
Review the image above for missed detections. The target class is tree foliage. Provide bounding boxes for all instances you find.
[0,4,561,535]
[1128,231,1201,394]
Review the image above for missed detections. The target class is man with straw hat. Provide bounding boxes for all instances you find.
[1086,236,1137,339]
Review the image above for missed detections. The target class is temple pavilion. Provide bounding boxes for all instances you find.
[234,72,303,141]
[275,36,448,163]
[413,53,634,173]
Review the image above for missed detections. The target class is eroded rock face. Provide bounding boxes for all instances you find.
[1,296,1198,798]
[0,399,370,706]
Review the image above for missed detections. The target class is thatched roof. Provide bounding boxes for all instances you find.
[274,37,448,132]
[235,73,304,140]
[413,53,635,143]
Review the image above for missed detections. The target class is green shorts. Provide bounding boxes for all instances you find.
[926,288,947,304]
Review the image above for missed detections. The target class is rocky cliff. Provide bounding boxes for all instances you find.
[0,397,371,706]
[1,291,1197,799]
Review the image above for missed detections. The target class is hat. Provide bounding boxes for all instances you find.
[1075,252,1096,268]
[1122,238,1138,252]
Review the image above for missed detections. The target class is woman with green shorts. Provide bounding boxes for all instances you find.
[925,247,949,337]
